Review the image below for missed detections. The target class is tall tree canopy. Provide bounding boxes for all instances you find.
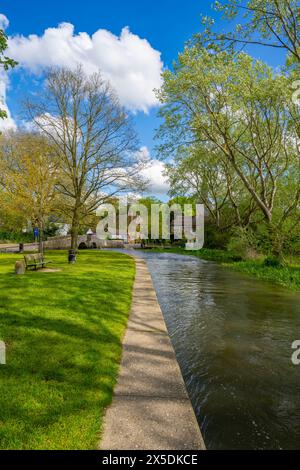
[0,132,61,252]
[198,1,300,64]
[156,48,300,253]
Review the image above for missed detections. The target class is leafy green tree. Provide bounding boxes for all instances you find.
[0,132,61,252]
[165,145,257,230]
[138,196,162,241]
[198,1,300,64]
[156,48,300,253]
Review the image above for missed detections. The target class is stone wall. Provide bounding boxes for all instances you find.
[44,235,125,250]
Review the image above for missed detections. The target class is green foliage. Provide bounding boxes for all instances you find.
[44,223,61,239]
[263,256,285,269]
[227,227,259,260]
[168,196,196,208]
[0,250,135,449]
[227,235,248,260]
[229,260,300,291]
[0,31,17,70]
[0,230,33,243]
[283,233,300,256]
[205,223,231,249]
[196,247,242,262]
[197,1,300,65]
[156,39,300,256]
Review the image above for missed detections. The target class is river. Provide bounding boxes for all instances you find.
[121,251,300,450]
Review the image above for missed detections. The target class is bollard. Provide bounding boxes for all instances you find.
[15,260,25,275]
[0,341,5,364]
[68,249,76,264]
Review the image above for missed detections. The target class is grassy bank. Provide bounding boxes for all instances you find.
[145,247,300,291]
[0,250,135,449]
[227,259,300,291]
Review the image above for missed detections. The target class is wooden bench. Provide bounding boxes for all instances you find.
[24,253,53,271]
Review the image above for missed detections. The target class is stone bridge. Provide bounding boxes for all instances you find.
[44,234,125,250]
[0,235,126,253]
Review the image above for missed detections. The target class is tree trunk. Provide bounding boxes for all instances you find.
[230,158,273,224]
[70,207,80,251]
[37,219,44,255]
[39,227,44,255]
[71,230,78,251]
[268,223,284,258]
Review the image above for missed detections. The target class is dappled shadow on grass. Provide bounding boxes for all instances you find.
[0,251,135,449]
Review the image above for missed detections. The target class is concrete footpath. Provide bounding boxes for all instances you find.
[100,258,206,450]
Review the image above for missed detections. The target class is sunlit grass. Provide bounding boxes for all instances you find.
[0,250,135,449]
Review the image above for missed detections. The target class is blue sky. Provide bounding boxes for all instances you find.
[0,1,285,198]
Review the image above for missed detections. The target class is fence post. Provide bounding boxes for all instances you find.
[0,341,6,365]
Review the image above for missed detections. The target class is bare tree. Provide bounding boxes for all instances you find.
[25,66,145,249]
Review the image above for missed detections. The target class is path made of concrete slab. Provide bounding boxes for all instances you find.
[100,257,206,450]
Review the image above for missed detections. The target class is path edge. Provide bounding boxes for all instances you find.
[99,255,206,451]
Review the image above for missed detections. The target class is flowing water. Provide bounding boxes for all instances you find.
[125,251,300,450]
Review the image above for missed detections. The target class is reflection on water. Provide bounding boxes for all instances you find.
[131,251,300,450]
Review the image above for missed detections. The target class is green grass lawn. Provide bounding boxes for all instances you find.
[0,250,135,450]
[145,247,300,291]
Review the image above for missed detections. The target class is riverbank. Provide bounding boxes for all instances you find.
[0,251,135,449]
[143,248,300,291]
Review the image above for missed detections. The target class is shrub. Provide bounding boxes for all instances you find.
[263,255,285,268]
[204,223,231,249]
[282,234,300,256]
[171,239,186,248]
[227,228,259,260]
[0,230,33,243]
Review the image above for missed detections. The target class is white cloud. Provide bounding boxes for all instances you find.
[144,160,170,196]
[7,22,163,113]
[0,14,9,30]
[0,14,16,132]
[139,146,170,196]
[136,146,152,162]
[0,76,17,132]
